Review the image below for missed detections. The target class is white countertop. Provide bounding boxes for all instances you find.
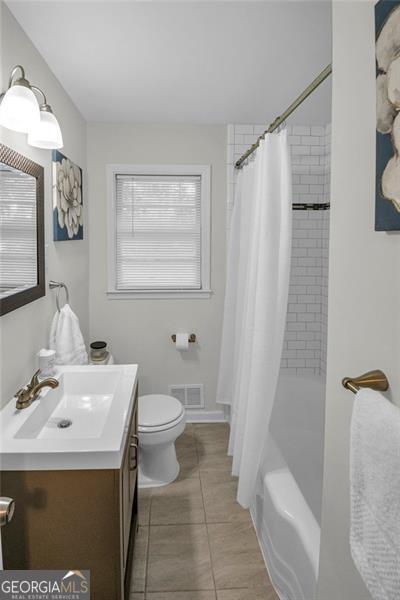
[0,364,138,471]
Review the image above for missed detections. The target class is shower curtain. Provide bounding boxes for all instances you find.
[217,130,292,508]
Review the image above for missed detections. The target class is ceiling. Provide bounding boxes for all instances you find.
[6,1,332,125]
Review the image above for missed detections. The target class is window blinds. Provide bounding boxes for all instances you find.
[0,166,37,296]
[115,174,202,290]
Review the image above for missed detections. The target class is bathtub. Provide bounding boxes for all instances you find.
[251,374,325,600]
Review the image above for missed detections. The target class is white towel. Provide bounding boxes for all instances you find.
[49,304,88,365]
[350,388,400,600]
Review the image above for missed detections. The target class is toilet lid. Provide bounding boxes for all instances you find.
[138,394,184,428]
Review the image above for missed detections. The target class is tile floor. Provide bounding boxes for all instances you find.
[130,423,278,600]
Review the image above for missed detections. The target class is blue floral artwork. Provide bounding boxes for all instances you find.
[375,0,400,230]
[52,150,83,241]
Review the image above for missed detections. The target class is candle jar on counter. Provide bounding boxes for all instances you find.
[89,341,113,365]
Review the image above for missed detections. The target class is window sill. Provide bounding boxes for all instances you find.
[107,289,213,300]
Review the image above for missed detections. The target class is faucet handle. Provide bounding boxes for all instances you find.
[27,369,41,391]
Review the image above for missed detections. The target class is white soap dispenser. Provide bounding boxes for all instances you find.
[37,348,56,378]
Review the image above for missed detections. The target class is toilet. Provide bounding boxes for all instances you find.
[138,394,186,488]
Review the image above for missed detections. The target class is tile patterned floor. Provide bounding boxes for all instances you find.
[130,424,278,600]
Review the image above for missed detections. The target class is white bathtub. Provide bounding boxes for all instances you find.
[251,374,325,600]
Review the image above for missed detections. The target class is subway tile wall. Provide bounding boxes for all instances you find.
[226,123,331,376]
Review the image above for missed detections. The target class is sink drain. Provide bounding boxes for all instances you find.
[57,419,72,429]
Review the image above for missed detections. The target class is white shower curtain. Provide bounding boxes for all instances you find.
[217,129,292,508]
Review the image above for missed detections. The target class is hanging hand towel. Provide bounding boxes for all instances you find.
[350,388,400,600]
[49,304,88,365]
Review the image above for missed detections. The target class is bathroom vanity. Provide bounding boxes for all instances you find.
[0,365,138,600]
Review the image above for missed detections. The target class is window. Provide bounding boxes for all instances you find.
[0,163,37,297]
[107,164,211,298]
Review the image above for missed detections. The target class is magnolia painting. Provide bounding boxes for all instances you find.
[375,0,400,230]
[52,150,83,241]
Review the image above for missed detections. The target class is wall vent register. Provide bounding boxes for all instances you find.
[169,384,204,409]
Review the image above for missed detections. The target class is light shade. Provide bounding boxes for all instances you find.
[0,84,40,133]
[28,109,63,149]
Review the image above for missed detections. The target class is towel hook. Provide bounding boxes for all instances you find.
[49,280,70,313]
[342,370,389,394]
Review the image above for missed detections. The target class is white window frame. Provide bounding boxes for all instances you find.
[107,164,211,299]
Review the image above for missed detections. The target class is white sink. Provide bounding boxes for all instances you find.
[0,364,138,470]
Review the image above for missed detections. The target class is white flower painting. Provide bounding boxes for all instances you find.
[375,0,400,230]
[52,151,83,240]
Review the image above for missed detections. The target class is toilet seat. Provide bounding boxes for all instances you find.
[138,394,184,433]
[139,413,185,434]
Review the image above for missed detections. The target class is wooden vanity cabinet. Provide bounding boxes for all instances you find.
[121,388,139,571]
[2,383,139,600]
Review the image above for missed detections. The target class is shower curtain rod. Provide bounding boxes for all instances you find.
[235,64,332,169]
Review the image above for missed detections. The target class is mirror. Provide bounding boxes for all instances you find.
[0,144,45,316]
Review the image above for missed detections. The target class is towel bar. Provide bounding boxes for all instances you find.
[49,280,69,312]
[342,370,389,394]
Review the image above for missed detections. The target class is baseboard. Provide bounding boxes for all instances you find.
[185,410,226,423]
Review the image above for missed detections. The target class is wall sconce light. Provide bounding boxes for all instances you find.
[0,65,63,149]
[0,65,40,133]
[28,86,63,150]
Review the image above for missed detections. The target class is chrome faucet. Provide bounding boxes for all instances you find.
[14,369,59,410]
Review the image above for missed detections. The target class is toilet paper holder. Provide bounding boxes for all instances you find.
[171,333,196,343]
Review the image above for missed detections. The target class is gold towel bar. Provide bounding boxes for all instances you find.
[342,370,389,394]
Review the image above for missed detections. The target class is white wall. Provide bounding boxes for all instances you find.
[87,123,226,414]
[317,2,400,598]
[0,3,89,407]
